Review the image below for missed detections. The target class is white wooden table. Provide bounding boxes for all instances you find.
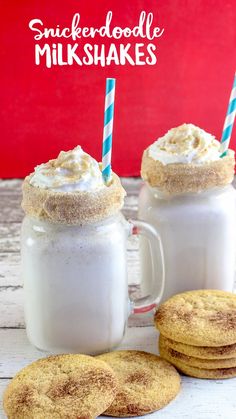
[1,178,236,419]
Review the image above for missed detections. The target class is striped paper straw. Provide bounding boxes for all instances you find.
[220,72,236,157]
[102,78,116,183]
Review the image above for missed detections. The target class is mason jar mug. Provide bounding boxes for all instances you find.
[21,212,164,354]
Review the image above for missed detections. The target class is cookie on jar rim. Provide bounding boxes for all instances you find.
[22,145,126,225]
[141,123,235,195]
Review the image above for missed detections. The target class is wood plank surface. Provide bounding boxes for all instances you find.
[0,327,158,378]
[0,179,143,329]
[1,376,236,419]
[0,327,236,419]
[1,178,236,419]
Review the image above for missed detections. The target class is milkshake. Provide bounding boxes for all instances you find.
[22,146,164,353]
[139,124,236,302]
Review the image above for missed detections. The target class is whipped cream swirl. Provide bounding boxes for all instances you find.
[148,124,222,165]
[30,146,106,192]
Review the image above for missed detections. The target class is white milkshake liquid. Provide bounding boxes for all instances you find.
[21,146,129,353]
[139,185,236,302]
[139,124,236,302]
[22,144,165,352]
[22,214,129,354]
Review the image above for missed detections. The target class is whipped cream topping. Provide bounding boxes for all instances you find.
[148,124,222,165]
[29,146,106,192]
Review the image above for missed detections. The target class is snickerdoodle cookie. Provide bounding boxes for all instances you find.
[159,344,236,379]
[155,290,236,346]
[97,350,181,417]
[159,338,236,369]
[160,334,236,360]
[3,354,118,419]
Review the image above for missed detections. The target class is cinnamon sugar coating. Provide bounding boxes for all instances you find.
[3,354,118,419]
[159,335,236,360]
[97,350,180,417]
[155,290,236,347]
[22,173,126,224]
[141,149,235,194]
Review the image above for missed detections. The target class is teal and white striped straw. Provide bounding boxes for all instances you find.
[220,72,236,157]
[102,78,116,183]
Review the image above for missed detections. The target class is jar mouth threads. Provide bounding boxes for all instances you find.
[21,173,126,225]
[141,149,235,195]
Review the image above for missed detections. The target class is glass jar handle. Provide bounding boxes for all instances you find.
[128,219,165,314]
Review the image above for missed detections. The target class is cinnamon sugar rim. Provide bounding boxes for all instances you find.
[22,173,126,224]
[141,149,235,194]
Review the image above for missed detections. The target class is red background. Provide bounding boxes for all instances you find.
[0,0,236,178]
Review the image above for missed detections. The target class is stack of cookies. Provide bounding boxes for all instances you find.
[155,290,236,379]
